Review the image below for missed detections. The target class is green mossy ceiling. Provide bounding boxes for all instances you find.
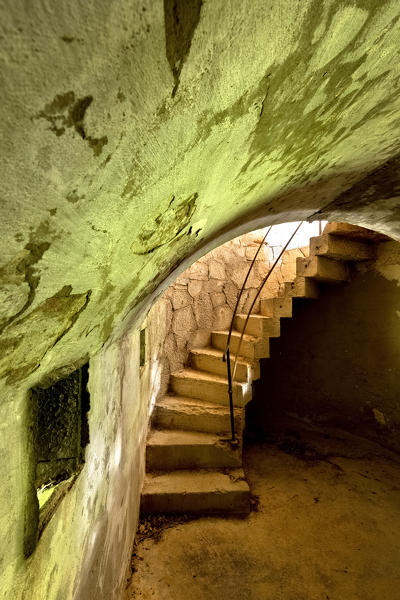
[1,0,400,386]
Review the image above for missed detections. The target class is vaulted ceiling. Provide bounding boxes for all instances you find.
[1,0,400,388]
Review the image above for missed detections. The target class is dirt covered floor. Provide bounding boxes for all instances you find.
[126,423,400,600]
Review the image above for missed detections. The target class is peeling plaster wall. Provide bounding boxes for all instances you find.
[1,0,400,598]
[248,241,400,452]
[0,314,167,600]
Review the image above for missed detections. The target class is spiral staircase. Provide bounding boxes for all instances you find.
[140,223,387,515]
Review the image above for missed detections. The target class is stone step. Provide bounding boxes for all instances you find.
[296,255,349,282]
[234,313,280,338]
[323,222,390,242]
[153,395,242,434]
[189,347,259,382]
[170,368,251,407]
[281,276,319,299]
[260,295,292,318]
[141,469,250,514]
[146,429,242,470]
[211,329,269,360]
[310,234,375,261]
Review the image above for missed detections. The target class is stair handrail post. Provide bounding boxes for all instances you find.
[222,226,272,442]
[225,347,236,443]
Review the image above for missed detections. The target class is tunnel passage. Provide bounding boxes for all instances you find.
[137,221,400,517]
[129,220,400,600]
[1,1,400,598]
[248,245,400,453]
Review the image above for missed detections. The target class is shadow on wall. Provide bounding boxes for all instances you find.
[247,241,400,453]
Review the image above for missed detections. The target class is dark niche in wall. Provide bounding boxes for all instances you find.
[24,364,90,557]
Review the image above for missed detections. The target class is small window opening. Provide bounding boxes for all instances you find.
[140,328,146,367]
[25,364,90,556]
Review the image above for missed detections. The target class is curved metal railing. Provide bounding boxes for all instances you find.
[223,222,304,442]
[224,226,272,354]
[222,227,271,442]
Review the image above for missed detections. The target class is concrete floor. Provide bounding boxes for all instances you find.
[126,423,400,600]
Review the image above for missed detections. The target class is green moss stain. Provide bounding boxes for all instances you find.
[164,0,203,96]
[69,96,93,139]
[0,287,91,384]
[131,192,197,255]
[36,91,108,156]
[0,220,53,334]
[315,152,400,217]
[66,189,84,204]
[36,91,75,136]
[197,0,395,194]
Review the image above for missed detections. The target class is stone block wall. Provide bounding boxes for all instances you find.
[146,229,307,405]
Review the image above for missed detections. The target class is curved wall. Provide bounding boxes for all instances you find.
[1,1,400,598]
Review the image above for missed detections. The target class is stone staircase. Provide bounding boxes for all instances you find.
[141,223,386,515]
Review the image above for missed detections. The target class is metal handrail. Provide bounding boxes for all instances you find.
[224,226,272,353]
[223,221,304,442]
[222,227,272,442]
